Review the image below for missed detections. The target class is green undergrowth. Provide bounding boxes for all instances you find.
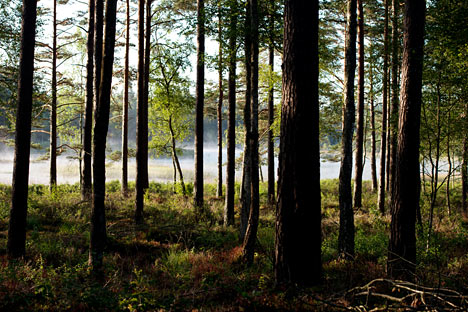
[0,180,466,311]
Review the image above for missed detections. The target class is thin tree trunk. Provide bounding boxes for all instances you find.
[388,0,426,280]
[82,0,95,200]
[353,0,365,209]
[194,0,205,209]
[426,76,441,250]
[50,0,57,189]
[224,1,237,226]
[121,0,130,196]
[386,86,391,192]
[389,0,400,198]
[370,63,378,192]
[135,0,146,224]
[7,0,38,258]
[240,2,252,237]
[462,102,468,213]
[216,3,223,198]
[242,0,260,265]
[89,0,118,271]
[94,0,103,127]
[378,0,389,215]
[169,117,186,195]
[267,4,275,206]
[446,111,451,216]
[172,158,177,192]
[338,0,357,260]
[142,0,151,190]
[275,0,321,286]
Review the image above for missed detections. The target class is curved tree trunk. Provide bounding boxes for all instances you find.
[7,0,38,258]
[338,0,357,260]
[275,0,321,286]
[388,0,426,280]
[169,117,186,195]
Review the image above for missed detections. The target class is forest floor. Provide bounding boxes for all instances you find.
[0,180,467,311]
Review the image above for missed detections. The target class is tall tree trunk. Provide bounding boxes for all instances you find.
[135,0,146,224]
[142,0,151,190]
[378,0,389,215]
[94,0,103,128]
[216,3,223,198]
[338,0,357,260]
[242,0,260,265]
[446,111,451,216]
[82,0,95,200]
[353,0,364,209]
[194,0,205,209]
[389,0,400,198]
[267,4,275,206]
[275,0,321,286]
[7,0,38,258]
[223,1,237,226]
[121,0,130,196]
[462,102,468,213]
[370,63,378,192]
[240,1,252,238]
[387,0,426,280]
[89,0,118,271]
[50,0,57,189]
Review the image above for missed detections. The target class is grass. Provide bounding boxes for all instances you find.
[0,180,467,311]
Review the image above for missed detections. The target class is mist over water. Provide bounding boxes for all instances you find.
[0,144,376,185]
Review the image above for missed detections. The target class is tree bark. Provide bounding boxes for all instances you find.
[142,0,151,189]
[378,0,389,215]
[240,2,252,237]
[7,0,38,258]
[370,63,378,192]
[194,0,205,209]
[121,0,130,196]
[169,117,186,195]
[388,0,426,280]
[275,0,321,286]
[242,0,260,265]
[338,0,357,260]
[353,0,364,209]
[135,0,146,224]
[389,0,400,198]
[89,0,118,271]
[223,1,237,226]
[216,3,223,198]
[267,4,275,206]
[82,0,95,200]
[378,0,391,213]
[462,102,468,213]
[50,0,57,189]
